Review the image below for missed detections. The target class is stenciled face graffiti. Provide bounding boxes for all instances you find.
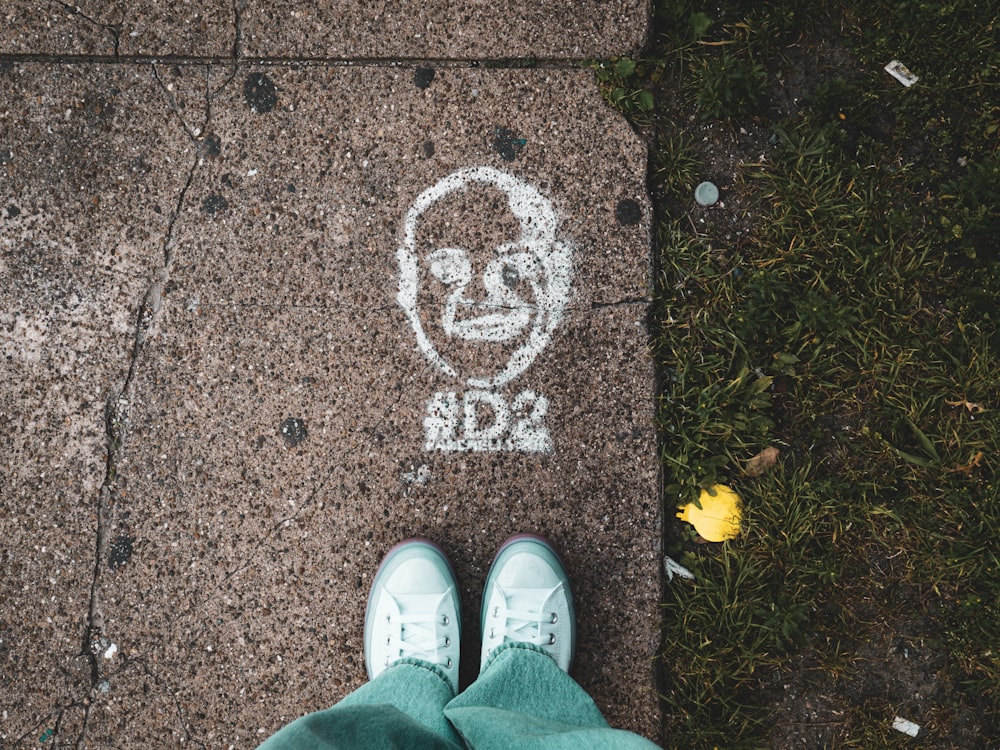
[397,167,572,452]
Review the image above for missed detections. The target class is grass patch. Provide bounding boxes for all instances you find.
[597,0,999,745]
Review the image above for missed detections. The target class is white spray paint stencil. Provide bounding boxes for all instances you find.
[397,167,572,452]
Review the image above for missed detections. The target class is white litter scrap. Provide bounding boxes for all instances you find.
[664,556,695,582]
[885,60,919,87]
[892,716,921,737]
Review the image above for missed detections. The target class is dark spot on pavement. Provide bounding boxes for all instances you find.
[243,72,278,114]
[199,133,222,158]
[109,534,134,570]
[201,193,228,215]
[422,140,435,158]
[0,61,13,74]
[493,127,526,162]
[279,417,307,447]
[615,198,642,226]
[87,96,115,120]
[5,204,19,218]
[0,150,12,165]
[414,67,436,89]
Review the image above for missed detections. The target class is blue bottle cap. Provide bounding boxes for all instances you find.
[695,181,719,206]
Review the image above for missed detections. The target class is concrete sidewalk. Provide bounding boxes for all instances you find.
[1,4,661,747]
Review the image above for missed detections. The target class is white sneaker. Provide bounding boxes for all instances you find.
[480,534,575,672]
[364,539,461,694]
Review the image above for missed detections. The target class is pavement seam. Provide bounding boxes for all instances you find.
[0,54,586,69]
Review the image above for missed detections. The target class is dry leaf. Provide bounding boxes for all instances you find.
[946,399,984,413]
[745,446,780,477]
[946,451,984,476]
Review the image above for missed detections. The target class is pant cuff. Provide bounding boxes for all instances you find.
[383,657,456,696]
[481,640,554,674]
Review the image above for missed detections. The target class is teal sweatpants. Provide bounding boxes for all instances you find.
[258,642,661,749]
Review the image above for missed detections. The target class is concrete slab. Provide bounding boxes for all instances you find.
[241,1,649,59]
[73,64,662,742]
[2,1,648,59]
[0,63,195,742]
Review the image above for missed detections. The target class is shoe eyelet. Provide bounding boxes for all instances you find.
[384,656,390,666]
[445,637,450,646]
[493,606,499,617]
[446,658,453,668]
[442,615,449,625]
[550,612,558,624]
[548,633,556,645]
[386,615,391,623]
[489,628,495,638]
[386,636,391,645]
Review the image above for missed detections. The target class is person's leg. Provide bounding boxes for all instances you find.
[443,535,660,750]
[258,540,465,750]
[259,659,460,750]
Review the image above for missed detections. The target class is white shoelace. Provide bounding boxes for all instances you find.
[386,600,453,667]
[491,588,559,648]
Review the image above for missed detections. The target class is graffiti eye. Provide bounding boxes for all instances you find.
[493,250,541,291]
[501,265,520,289]
[428,248,471,286]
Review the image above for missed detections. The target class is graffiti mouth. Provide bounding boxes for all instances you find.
[445,307,533,341]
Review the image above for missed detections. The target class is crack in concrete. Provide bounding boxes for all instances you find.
[131,657,209,749]
[233,0,244,62]
[590,297,651,309]
[191,301,398,313]
[74,66,214,750]
[151,63,203,142]
[49,0,123,57]
[13,689,86,747]
[179,295,647,318]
